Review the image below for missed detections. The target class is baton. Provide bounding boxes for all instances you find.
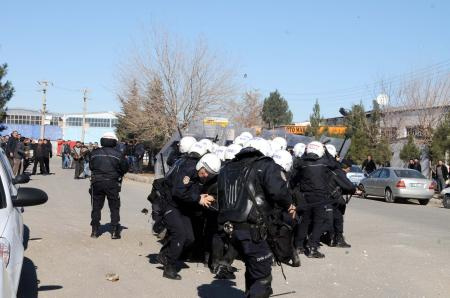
[270,291,297,297]
[160,153,166,176]
[177,126,183,138]
[338,136,348,157]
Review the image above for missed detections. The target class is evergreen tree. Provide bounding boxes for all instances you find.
[261,90,293,128]
[430,111,450,162]
[306,99,324,140]
[399,134,421,163]
[0,63,14,124]
[345,103,370,164]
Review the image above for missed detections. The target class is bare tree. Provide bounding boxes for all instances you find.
[374,74,450,144]
[126,29,239,130]
[398,74,450,145]
[227,90,263,128]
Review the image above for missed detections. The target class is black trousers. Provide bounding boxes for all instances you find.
[74,159,84,178]
[23,159,31,173]
[32,157,46,174]
[301,193,329,249]
[211,233,238,268]
[231,229,273,298]
[90,180,121,227]
[43,157,50,173]
[333,204,346,235]
[160,207,195,266]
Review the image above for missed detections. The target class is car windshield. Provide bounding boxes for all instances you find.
[350,166,363,173]
[394,170,426,179]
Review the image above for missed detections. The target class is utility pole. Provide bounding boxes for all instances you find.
[38,81,50,139]
[81,88,89,143]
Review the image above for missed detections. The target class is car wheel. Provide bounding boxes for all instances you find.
[418,199,429,206]
[443,195,450,209]
[384,188,395,203]
[359,184,367,199]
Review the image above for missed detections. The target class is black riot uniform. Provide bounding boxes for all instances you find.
[290,151,337,258]
[159,153,202,280]
[89,137,129,239]
[328,160,356,247]
[217,148,293,298]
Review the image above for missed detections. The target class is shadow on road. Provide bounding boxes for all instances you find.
[18,226,63,298]
[96,223,128,237]
[197,280,244,298]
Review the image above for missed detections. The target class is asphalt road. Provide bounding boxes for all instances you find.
[17,160,450,298]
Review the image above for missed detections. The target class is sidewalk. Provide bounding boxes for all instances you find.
[124,172,154,184]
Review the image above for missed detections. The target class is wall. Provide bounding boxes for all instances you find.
[0,124,62,140]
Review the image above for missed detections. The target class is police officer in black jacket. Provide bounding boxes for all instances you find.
[217,139,295,298]
[159,144,220,280]
[291,141,337,259]
[89,132,129,239]
[329,158,357,247]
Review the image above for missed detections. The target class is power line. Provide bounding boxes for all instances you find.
[255,59,450,101]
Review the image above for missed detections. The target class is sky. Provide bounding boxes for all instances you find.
[1,0,449,122]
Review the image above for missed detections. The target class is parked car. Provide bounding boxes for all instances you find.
[0,149,47,297]
[346,165,366,186]
[441,187,450,209]
[359,167,435,205]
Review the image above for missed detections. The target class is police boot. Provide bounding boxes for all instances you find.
[247,276,273,298]
[111,225,121,239]
[333,234,351,248]
[291,250,301,267]
[90,225,99,238]
[306,247,325,258]
[163,264,181,280]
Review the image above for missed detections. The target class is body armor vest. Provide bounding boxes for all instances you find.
[217,156,269,224]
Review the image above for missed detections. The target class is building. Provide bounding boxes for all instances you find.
[1,108,63,140]
[1,108,118,143]
[62,112,118,143]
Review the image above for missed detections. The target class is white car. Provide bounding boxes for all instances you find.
[346,165,366,186]
[0,149,47,297]
[442,187,450,209]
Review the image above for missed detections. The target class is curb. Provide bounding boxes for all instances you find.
[124,173,154,184]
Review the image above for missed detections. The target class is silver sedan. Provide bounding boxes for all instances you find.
[359,167,435,205]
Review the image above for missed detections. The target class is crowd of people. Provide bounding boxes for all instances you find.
[3,128,448,297]
[143,133,360,297]
[0,130,53,176]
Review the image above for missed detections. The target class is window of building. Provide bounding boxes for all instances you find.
[406,126,426,139]
[66,116,117,127]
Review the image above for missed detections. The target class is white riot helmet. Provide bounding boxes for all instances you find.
[273,137,287,150]
[293,143,306,158]
[234,135,250,147]
[188,142,207,157]
[246,138,273,157]
[273,150,293,172]
[196,153,221,175]
[179,136,197,153]
[102,132,118,141]
[240,132,253,140]
[270,140,282,153]
[306,141,325,158]
[199,138,214,153]
[325,144,337,157]
[211,143,219,153]
[214,146,227,161]
[224,144,242,160]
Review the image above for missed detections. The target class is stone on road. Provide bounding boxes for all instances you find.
[18,160,450,297]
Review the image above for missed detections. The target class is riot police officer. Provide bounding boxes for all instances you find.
[217,138,295,297]
[167,136,197,167]
[89,132,129,239]
[159,149,221,280]
[290,141,337,258]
